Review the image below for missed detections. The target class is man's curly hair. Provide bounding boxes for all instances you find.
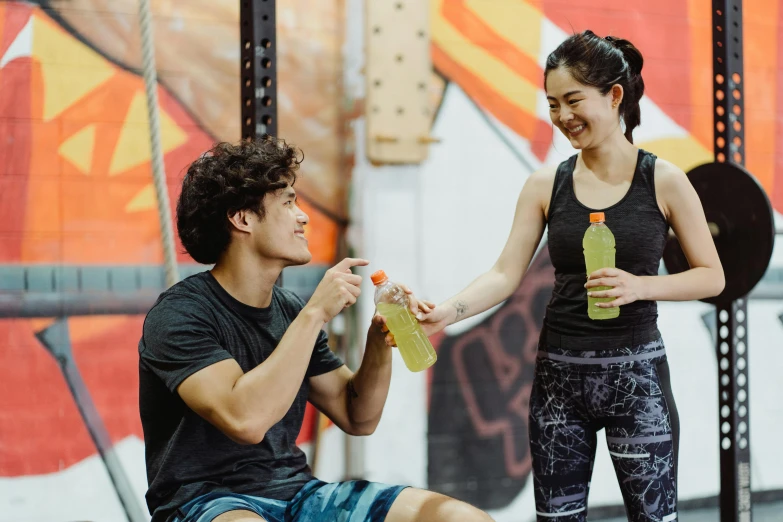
[176,136,303,264]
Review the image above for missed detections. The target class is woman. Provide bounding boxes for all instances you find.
[417,30,724,521]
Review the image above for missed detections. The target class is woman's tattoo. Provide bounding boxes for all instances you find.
[453,300,468,320]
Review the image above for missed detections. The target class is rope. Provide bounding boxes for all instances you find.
[138,0,179,288]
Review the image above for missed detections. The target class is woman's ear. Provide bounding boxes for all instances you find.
[610,84,625,109]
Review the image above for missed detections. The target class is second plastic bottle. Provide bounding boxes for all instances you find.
[371,270,437,372]
[583,212,620,320]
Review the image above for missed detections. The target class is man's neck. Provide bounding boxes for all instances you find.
[210,252,282,309]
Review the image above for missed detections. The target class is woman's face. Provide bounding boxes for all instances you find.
[545,67,622,150]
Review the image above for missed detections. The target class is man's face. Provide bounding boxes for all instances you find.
[252,183,312,266]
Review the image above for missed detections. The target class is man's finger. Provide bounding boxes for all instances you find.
[333,257,370,272]
[335,272,363,286]
[346,283,361,298]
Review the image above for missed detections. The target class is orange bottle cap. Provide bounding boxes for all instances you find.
[371,270,388,285]
[590,212,606,223]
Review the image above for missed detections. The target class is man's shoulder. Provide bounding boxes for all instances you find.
[146,272,216,320]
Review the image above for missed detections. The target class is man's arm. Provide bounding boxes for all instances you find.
[177,307,325,444]
[308,316,393,436]
[176,258,368,444]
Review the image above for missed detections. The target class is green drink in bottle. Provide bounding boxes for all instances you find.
[372,270,437,372]
[583,212,620,320]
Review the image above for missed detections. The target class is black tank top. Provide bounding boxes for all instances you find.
[544,149,669,341]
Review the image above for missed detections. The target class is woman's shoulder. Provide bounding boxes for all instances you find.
[650,155,693,218]
[652,155,685,174]
[652,156,690,190]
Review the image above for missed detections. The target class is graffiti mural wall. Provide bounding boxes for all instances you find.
[0,1,346,520]
[416,0,783,517]
[1,0,782,521]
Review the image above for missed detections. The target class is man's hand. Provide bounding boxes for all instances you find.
[305,258,369,323]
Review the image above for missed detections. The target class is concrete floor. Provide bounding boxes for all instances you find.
[595,501,782,521]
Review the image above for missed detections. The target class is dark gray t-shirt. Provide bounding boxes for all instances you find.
[138,271,343,522]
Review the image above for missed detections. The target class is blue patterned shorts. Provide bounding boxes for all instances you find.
[173,479,407,522]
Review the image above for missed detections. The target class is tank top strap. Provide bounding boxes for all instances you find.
[631,149,659,199]
[546,154,578,222]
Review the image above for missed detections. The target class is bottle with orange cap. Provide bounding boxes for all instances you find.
[583,212,620,320]
[371,270,438,372]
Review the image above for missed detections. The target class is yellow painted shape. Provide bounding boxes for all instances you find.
[32,13,115,121]
[125,183,157,213]
[464,0,542,58]
[431,0,538,114]
[638,136,713,174]
[58,124,96,174]
[109,91,188,176]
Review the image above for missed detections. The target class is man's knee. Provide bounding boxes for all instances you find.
[387,488,493,522]
[442,501,494,521]
[212,509,267,522]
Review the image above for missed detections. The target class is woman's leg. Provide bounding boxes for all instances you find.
[604,357,679,522]
[529,358,599,521]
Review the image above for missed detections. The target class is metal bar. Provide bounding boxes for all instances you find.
[0,292,159,318]
[240,0,280,287]
[35,320,148,522]
[715,299,753,521]
[240,0,278,140]
[0,264,328,318]
[713,1,752,521]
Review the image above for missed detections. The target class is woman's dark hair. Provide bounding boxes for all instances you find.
[544,30,645,143]
[176,136,303,264]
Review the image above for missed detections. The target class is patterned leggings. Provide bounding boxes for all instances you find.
[529,337,679,522]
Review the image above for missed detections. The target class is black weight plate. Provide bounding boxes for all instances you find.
[662,161,775,305]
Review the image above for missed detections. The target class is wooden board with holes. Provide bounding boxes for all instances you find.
[365,0,433,164]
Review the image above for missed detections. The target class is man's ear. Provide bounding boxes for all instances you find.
[227,209,253,232]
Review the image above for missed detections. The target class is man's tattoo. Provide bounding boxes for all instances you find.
[347,378,359,407]
[453,300,469,321]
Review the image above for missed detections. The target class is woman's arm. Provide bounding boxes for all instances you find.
[643,159,725,300]
[421,167,555,332]
[586,159,725,307]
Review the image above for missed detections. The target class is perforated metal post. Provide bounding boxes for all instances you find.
[240,0,277,140]
[712,2,751,520]
[240,0,281,286]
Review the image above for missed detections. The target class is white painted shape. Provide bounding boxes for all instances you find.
[419,83,534,336]
[0,436,150,522]
[0,17,33,69]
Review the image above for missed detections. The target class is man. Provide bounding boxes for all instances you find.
[138,137,493,522]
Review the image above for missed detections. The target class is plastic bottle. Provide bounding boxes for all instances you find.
[583,212,620,320]
[371,270,437,372]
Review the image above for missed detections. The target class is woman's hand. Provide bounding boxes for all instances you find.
[585,268,649,308]
[373,284,437,347]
